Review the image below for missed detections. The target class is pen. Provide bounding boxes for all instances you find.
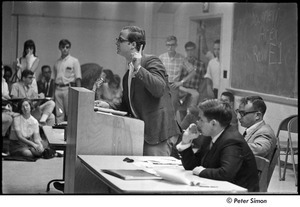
[150,162,182,166]
[190,181,218,188]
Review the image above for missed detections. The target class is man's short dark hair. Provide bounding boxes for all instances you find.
[185,41,196,49]
[166,35,177,43]
[198,99,232,127]
[41,65,51,72]
[214,39,220,44]
[21,69,34,79]
[122,26,146,51]
[59,39,71,48]
[240,96,266,116]
[221,91,234,103]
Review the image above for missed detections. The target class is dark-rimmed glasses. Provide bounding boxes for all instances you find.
[116,36,129,43]
[61,45,70,49]
[166,43,176,47]
[235,109,258,117]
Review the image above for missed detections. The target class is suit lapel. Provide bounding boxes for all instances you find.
[245,121,265,141]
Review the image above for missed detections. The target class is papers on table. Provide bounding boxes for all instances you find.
[102,169,162,180]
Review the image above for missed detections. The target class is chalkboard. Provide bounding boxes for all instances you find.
[231,3,297,98]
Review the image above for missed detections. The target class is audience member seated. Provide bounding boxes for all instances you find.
[37,65,55,98]
[4,65,13,92]
[80,63,103,90]
[220,91,238,129]
[93,69,122,108]
[236,96,277,161]
[176,99,259,192]
[10,69,55,126]
[9,98,44,158]
[2,65,20,156]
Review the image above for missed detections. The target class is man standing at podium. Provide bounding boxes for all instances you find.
[106,25,182,156]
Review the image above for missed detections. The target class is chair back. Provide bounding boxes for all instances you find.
[276,115,297,137]
[267,146,280,187]
[276,115,298,156]
[288,116,298,150]
[255,155,270,192]
[288,116,298,134]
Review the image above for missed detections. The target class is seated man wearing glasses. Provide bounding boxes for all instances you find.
[236,96,277,161]
[10,69,55,126]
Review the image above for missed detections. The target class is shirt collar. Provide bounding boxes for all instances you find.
[211,128,225,144]
[246,120,264,134]
[60,54,70,60]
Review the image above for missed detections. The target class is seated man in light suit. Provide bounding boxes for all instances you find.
[236,96,277,161]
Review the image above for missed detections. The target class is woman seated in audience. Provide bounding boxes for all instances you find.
[94,69,122,108]
[9,98,44,158]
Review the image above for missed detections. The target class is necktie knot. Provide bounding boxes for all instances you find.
[209,141,214,150]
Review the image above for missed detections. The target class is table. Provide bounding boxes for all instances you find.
[42,126,66,192]
[77,155,248,194]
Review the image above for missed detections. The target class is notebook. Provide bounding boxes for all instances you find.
[102,169,162,180]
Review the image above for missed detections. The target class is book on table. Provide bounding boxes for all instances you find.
[102,169,162,180]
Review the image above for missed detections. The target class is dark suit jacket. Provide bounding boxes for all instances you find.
[37,79,55,98]
[179,125,259,192]
[115,54,182,144]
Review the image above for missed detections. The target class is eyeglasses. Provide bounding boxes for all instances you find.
[61,45,70,49]
[26,76,34,79]
[235,109,258,117]
[116,36,129,43]
[166,43,176,47]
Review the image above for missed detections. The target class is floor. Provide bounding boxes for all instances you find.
[1,155,298,194]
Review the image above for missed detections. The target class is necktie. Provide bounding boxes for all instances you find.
[209,141,214,150]
[45,82,49,96]
[128,63,137,117]
[243,130,247,138]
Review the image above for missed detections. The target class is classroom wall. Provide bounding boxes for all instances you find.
[1,2,154,80]
[2,2,298,133]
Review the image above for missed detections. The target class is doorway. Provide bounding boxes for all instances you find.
[189,16,222,67]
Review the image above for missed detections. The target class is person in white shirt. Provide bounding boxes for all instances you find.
[203,39,220,98]
[9,98,44,157]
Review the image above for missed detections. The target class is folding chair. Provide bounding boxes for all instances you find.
[276,115,298,185]
[255,155,270,192]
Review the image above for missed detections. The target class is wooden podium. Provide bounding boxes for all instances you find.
[64,87,144,193]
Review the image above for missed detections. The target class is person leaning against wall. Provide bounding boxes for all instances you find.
[53,39,82,124]
[159,35,185,121]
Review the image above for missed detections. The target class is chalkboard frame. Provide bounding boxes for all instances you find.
[229,3,298,106]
